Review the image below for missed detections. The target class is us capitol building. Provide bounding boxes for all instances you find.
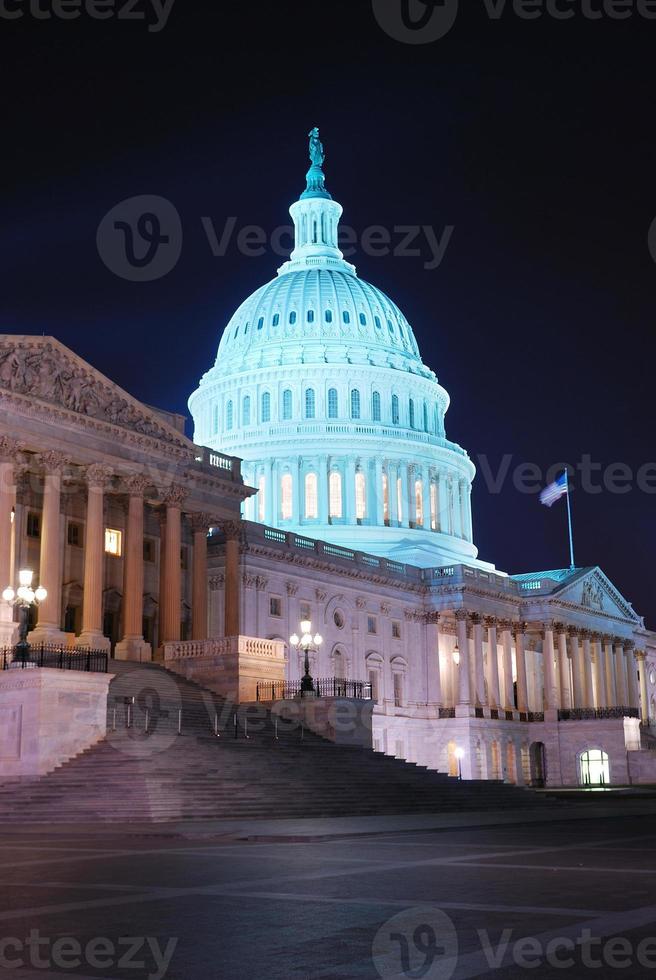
[1,130,655,789]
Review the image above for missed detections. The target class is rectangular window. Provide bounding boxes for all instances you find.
[269,596,282,618]
[67,522,83,547]
[180,547,188,570]
[300,601,311,621]
[367,615,377,635]
[368,669,379,704]
[143,538,156,563]
[104,528,122,557]
[392,620,401,640]
[393,673,404,707]
[26,512,41,539]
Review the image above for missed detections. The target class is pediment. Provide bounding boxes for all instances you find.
[0,335,193,454]
[555,567,641,625]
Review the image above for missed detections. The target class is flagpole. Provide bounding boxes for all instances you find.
[565,469,575,570]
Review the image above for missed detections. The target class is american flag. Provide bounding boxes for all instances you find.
[540,471,568,507]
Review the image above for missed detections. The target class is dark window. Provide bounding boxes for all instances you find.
[270,596,282,617]
[27,512,40,539]
[143,539,156,563]
[392,620,402,639]
[367,615,377,635]
[67,522,83,547]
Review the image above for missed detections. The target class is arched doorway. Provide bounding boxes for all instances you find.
[505,742,517,784]
[447,740,458,778]
[490,740,502,780]
[580,749,610,787]
[529,742,546,788]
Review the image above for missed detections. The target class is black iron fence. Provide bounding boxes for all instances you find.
[0,644,109,673]
[557,706,640,721]
[256,677,373,702]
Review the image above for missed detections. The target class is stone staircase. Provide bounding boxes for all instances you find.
[0,661,558,822]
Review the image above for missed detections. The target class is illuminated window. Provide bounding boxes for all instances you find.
[281,474,293,521]
[392,394,400,426]
[415,480,424,526]
[282,389,292,420]
[261,391,271,422]
[305,388,316,419]
[372,391,381,421]
[105,528,122,557]
[329,471,342,519]
[351,389,361,419]
[409,398,415,429]
[242,395,251,426]
[397,477,403,523]
[257,475,266,522]
[430,482,438,531]
[382,472,390,522]
[355,471,366,520]
[226,400,233,431]
[328,388,338,419]
[305,473,318,519]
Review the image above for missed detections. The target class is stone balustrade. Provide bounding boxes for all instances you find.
[163,636,285,662]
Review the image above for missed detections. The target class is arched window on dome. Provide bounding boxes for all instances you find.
[387,319,394,334]
[396,477,403,523]
[244,322,250,334]
[351,389,361,420]
[343,311,351,324]
[312,218,318,244]
[355,471,366,521]
[282,389,293,420]
[257,317,264,331]
[258,474,266,523]
[372,391,381,422]
[307,309,315,323]
[409,398,415,429]
[382,472,390,523]
[280,474,293,521]
[272,313,280,327]
[430,481,438,531]
[226,400,234,431]
[359,313,367,326]
[304,473,318,520]
[305,389,316,419]
[212,404,219,435]
[392,395,400,426]
[289,311,297,325]
[374,316,382,330]
[325,310,333,323]
[329,471,343,519]
[328,388,339,419]
[423,401,429,432]
[242,396,251,427]
[261,391,271,423]
[415,479,424,527]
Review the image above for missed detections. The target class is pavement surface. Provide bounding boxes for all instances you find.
[2,806,656,979]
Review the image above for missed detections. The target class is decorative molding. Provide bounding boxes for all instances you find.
[356,597,367,610]
[161,484,188,509]
[286,581,299,597]
[315,589,327,602]
[39,450,69,475]
[84,463,114,490]
[123,473,151,497]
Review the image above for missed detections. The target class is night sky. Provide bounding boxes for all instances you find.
[1,1,654,622]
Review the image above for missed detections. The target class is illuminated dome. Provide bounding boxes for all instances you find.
[189,130,485,568]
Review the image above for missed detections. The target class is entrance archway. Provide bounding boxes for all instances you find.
[529,742,546,788]
[579,749,610,787]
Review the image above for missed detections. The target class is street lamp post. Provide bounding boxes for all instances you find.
[2,570,47,665]
[455,746,465,781]
[289,620,323,695]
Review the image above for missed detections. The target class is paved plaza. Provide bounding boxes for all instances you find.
[2,809,656,978]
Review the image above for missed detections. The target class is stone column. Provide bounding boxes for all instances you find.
[77,464,113,651]
[31,451,68,644]
[191,513,211,641]
[581,632,594,708]
[463,484,473,542]
[614,640,627,707]
[455,609,471,708]
[556,625,571,709]
[222,520,242,637]
[116,474,151,662]
[425,612,443,707]
[625,643,640,712]
[604,636,617,707]
[374,459,385,526]
[568,630,584,709]
[389,464,399,525]
[405,464,415,526]
[345,458,357,524]
[514,624,529,713]
[471,614,487,708]
[438,470,449,533]
[485,617,501,709]
[0,438,22,646]
[500,622,514,710]
[592,634,607,708]
[158,486,186,648]
[636,651,649,723]
[542,625,558,712]
[451,477,462,538]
